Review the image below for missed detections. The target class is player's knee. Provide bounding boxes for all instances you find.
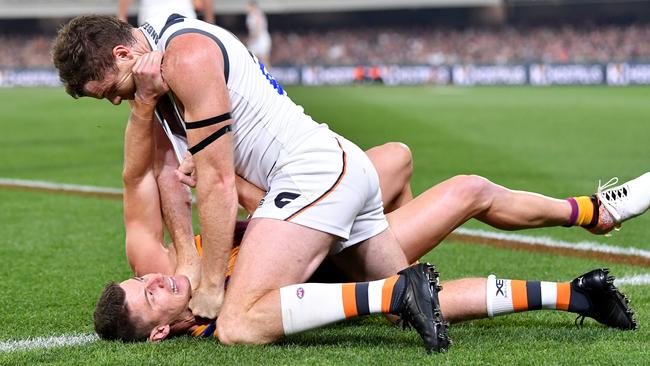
[449,175,496,209]
[216,311,246,345]
[217,309,273,345]
[385,142,413,173]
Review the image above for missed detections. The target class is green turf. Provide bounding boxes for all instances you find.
[1,86,649,364]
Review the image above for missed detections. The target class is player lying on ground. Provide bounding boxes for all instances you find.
[55,14,455,352]
[94,82,642,344]
[56,16,647,352]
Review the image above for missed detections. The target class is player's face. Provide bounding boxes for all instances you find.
[83,56,136,105]
[120,274,191,329]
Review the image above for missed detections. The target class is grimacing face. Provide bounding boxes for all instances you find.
[83,46,138,105]
[120,273,192,332]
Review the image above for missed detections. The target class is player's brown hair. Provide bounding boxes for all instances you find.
[93,282,147,342]
[52,15,136,98]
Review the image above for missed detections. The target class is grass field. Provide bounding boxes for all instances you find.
[1,86,649,364]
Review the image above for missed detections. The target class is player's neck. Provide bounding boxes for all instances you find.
[171,313,198,335]
[131,29,154,55]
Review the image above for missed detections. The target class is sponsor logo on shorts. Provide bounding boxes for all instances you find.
[296,287,304,299]
[275,192,300,208]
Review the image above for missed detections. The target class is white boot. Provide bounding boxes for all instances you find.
[597,173,650,223]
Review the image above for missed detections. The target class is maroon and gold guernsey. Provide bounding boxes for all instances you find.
[188,235,240,338]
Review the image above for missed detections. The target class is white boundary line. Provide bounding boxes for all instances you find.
[453,227,650,260]
[0,178,122,197]
[615,273,650,286]
[0,177,205,203]
[0,334,97,353]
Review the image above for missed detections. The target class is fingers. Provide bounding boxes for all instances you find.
[133,52,169,104]
[189,291,221,319]
[175,169,197,187]
[174,151,197,187]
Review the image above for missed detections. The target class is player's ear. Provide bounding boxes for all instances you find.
[113,45,133,62]
[148,324,170,342]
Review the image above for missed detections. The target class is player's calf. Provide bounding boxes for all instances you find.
[486,269,636,330]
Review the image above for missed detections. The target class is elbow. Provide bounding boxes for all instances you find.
[122,168,139,186]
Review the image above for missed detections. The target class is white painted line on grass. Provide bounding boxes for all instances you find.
[454,227,650,260]
[0,178,210,205]
[615,273,650,286]
[0,178,122,197]
[0,333,97,353]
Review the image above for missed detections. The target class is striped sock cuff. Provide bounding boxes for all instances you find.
[487,275,515,317]
[565,198,579,226]
[341,275,405,319]
[487,277,573,317]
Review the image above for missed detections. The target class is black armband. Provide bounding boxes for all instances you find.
[188,125,232,155]
[184,112,232,130]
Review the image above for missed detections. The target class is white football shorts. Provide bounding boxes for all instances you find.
[252,132,388,254]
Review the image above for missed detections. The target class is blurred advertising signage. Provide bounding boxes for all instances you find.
[268,67,301,85]
[379,65,450,86]
[530,64,604,85]
[0,68,60,87]
[452,65,527,85]
[606,63,650,85]
[297,65,450,86]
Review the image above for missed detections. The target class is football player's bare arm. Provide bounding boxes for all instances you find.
[123,100,175,276]
[153,121,200,286]
[236,176,264,214]
[174,155,263,214]
[123,51,175,276]
[163,34,238,319]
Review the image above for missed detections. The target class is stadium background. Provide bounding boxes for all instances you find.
[1,0,649,364]
[2,0,650,86]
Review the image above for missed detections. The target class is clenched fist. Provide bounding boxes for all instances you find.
[189,282,225,320]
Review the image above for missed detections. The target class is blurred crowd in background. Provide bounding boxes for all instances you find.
[2,23,650,68]
[272,23,650,66]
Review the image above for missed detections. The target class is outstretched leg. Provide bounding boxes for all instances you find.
[437,269,636,330]
[389,173,650,263]
[388,175,573,262]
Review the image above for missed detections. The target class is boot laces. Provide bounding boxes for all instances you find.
[598,177,628,202]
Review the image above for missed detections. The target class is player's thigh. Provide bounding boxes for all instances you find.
[330,227,408,282]
[386,175,483,262]
[222,218,337,311]
[365,142,412,207]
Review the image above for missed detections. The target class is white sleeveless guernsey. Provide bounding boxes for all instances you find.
[139,14,388,252]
